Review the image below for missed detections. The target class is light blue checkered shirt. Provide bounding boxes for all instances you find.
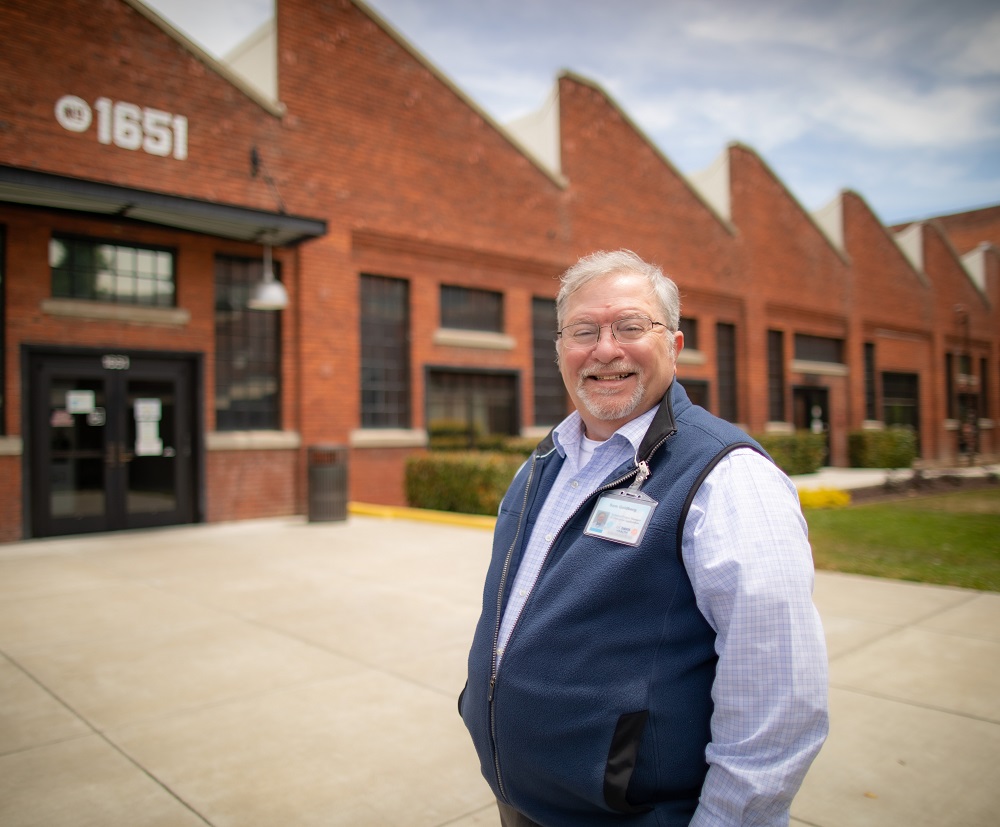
[496,404,829,826]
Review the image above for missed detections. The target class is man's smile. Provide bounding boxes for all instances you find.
[588,372,634,381]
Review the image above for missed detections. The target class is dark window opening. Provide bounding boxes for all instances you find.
[794,334,844,364]
[361,274,411,428]
[716,322,737,422]
[214,255,281,431]
[684,380,710,410]
[426,369,518,438]
[50,234,175,307]
[440,284,503,333]
[883,371,920,451]
[767,330,785,421]
[679,317,699,350]
[864,342,877,420]
[532,297,566,426]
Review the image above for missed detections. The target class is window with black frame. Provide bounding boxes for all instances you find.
[794,333,844,364]
[532,297,566,426]
[0,226,4,432]
[716,322,738,422]
[360,274,411,428]
[50,234,175,307]
[767,330,785,421]
[440,284,503,332]
[864,343,877,420]
[214,255,281,431]
[679,317,699,350]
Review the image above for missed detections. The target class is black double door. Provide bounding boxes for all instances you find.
[28,351,198,538]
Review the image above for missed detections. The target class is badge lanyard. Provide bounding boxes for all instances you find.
[583,460,658,547]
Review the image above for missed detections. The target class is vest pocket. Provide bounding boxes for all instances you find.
[603,710,653,814]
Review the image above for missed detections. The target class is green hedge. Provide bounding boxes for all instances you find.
[848,426,917,469]
[405,452,527,515]
[753,431,827,476]
[408,428,836,516]
[427,420,539,455]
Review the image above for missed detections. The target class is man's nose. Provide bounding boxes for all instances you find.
[592,326,625,359]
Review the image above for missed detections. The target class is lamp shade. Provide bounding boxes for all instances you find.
[247,244,287,310]
[247,278,288,310]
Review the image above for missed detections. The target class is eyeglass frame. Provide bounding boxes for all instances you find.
[554,315,669,349]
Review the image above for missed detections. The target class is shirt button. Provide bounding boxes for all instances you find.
[571,480,579,488]
[545,533,554,542]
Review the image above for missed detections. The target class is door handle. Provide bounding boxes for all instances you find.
[104,443,135,466]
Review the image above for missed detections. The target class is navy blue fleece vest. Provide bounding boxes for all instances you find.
[461,381,766,826]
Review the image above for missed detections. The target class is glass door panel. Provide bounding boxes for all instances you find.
[126,378,178,516]
[48,377,107,520]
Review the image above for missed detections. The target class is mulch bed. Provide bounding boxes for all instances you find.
[847,471,999,505]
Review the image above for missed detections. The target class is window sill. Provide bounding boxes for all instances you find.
[764,421,794,434]
[349,429,428,449]
[0,436,23,456]
[206,431,301,451]
[677,349,706,366]
[791,359,849,377]
[433,328,515,350]
[42,298,190,326]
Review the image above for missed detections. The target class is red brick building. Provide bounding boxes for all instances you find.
[1,0,997,540]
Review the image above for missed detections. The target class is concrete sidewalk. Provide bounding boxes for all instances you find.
[0,514,998,826]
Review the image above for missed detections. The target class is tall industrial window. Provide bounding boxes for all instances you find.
[50,234,175,307]
[981,357,990,418]
[767,330,785,421]
[214,255,281,431]
[864,343,877,420]
[945,354,955,419]
[426,369,518,437]
[360,274,411,428]
[794,333,843,363]
[440,284,503,332]
[685,380,709,410]
[0,226,4,433]
[532,297,565,426]
[883,372,920,450]
[716,322,737,422]
[679,317,699,350]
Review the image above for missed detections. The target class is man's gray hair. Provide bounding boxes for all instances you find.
[556,249,681,331]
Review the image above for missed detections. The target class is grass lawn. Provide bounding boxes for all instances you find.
[804,487,1000,591]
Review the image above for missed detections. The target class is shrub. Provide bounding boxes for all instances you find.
[848,426,917,469]
[427,419,480,451]
[753,431,826,476]
[405,452,526,515]
[427,419,540,457]
[798,487,851,509]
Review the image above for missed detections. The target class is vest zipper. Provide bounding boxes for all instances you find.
[489,452,537,801]
[487,426,676,801]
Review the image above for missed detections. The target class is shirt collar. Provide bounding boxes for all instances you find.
[552,404,661,459]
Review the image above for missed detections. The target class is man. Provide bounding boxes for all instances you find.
[460,250,828,826]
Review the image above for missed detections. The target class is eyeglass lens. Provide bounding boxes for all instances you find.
[560,316,655,348]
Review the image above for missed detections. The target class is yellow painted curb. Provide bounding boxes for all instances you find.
[348,502,497,530]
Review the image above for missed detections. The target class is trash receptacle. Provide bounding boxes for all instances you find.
[308,445,348,522]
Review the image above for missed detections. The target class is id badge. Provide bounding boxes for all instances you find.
[583,489,659,547]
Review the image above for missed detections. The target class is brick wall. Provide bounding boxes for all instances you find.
[1,0,998,538]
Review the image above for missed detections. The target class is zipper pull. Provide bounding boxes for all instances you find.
[489,674,496,702]
[630,460,650,490]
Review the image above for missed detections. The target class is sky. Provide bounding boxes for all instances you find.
[143,0,1000,225]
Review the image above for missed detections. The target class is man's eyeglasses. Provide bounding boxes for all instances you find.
[555,316,667,350]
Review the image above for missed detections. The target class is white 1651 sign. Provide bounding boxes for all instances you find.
[55,95,188,160]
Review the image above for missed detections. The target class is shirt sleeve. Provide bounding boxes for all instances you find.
[684,448,829,827]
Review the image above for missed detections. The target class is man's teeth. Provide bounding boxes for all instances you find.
[594,373,630,380]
